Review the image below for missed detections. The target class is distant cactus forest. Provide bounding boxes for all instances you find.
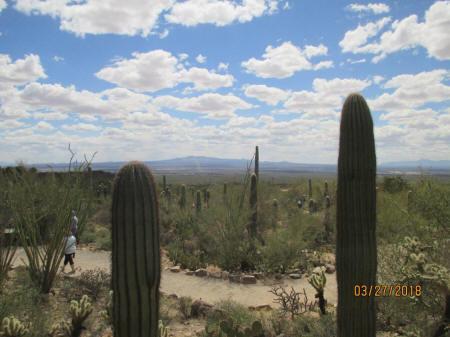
[0,94,448,337]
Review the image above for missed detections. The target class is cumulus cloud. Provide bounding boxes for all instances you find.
[218,62,229,71]
[95,50,233,92]
[340,1,450,62]
[0,0,7,13]
[0,54,46,88]
[165,0,280,27]
[34,121,55,132]
[53,56,64,62]
[241,41,331,78]
[243,84,290,105]
[284,77,372,117]
[196,54,206,63]
[0,120,27,130]
[368,69,450,111]
[153,93,255,120]
[13,0,175,37]
[33,111,69,120]
[62,123,102,132]
[347,3,390,14]
[222,116,259,128]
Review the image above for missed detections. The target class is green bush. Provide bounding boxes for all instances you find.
[382,176,409,193]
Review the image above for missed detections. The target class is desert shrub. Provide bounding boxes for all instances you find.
[261,229,303,273]
[178,296,192,320]
[59,268,110,302]
[289,314,336,337]
[382,176,409,193]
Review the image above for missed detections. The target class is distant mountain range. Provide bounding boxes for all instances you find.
[2,156,449,175]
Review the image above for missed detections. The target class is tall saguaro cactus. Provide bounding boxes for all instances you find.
[196,190,201,215]
[111,162,161,337]
[249,173,258,238]
[336,93,377,337]
[179,184,186,210]
[255,146,259,180]
[308,179,312,198]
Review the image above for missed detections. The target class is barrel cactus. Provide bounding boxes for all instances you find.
[111,161,161,337]
[336,93,377,337]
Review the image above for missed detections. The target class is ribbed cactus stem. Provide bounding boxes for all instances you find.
[255,146,259,180]
[324,181,329,196]
[111,161,161,337]
[308,179,312,198]
[196,190,201,214]
[179,184,186,210]
[162,175,166,192]
[249,173,258,238]
[336,93,377,337]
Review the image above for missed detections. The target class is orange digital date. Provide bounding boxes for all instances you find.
[354,284,422,297]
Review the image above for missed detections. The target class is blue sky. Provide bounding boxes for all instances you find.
[0,0,449,165]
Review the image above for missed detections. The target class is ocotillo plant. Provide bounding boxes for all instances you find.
[255,146,259,180]
[336,93,377,337]
[308,179,312,198]
[111,161,161,337]
[249,173,258,239]
[196,190,201,215]
[179,184,186,210]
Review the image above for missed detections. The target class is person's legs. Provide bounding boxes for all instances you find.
[69,253,75,273]
[61,254,69,273]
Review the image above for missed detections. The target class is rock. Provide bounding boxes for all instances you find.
[252,272,264,280]
[289,273,302,279]
[209,271,222,279]
[249,304,272,311]
[221,271,230,280]
[312,266,326,274]
[185,270,194,276]
[325,264,335,274]
[168,293,178,299]
[241,275,257,284]
[170,266,181,273]
[229,273,241,283]
[190,300,213,318]
[195,268,208,277]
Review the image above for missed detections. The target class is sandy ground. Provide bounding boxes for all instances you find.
[12,247,337,308]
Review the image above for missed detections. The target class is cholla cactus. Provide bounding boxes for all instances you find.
[308,271,327,315]
[0,316,30,337]
[55,295,93,337]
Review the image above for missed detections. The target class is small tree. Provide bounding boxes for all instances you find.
[7,147,95,293]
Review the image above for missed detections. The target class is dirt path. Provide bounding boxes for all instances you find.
[12,248,337,308]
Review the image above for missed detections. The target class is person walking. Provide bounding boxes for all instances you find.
[70,210,78,243]
[61,230,76,274]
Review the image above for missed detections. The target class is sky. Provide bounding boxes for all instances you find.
[0,0,449,165]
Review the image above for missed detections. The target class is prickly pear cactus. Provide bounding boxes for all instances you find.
[111,161,161,337]
[336,93,377,337]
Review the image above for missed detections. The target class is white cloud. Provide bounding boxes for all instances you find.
[373,75,384,84]
[241,41,331,78]
[159,29,169,39]
[368,69,450,111]
[243,84,290,105]
[347,58,366,64]
[95,50,233,92]
[62,123,102,132]
[0,54,46,88]
[178,53,189,61]
[53,56,64,62]
[347,3,390,14]
[284,77,372,117]
[13,0,175,37]
[34,121,55,132]
[196,54,206,63]
[313,61,334,70]
[222,116,259,128]
[33,111,69,120]
[153,93,255,120]
[165,0,280,27]
[218,62,229,71]
[339,17,391,53]
[340,1,450,62]
[0,120,26,130]
[283,2,290,10]
[0,0,7,13]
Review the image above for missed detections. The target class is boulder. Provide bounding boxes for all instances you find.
[221,271,230,280]
[249,304,272,311]
[312,266,326,274]
[195,268,208,277]
[229,273,241,283]
[241,275,257,284]
[185,270,195,276]
[289,273,302,279]
[209,271,222,279]
[170,266,181,273]
[325,264,335,274]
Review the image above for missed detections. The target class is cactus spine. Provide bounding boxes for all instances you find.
[336,93,377,337]
[249,173,258,238]
[196,190,201,214]
[255,146,259,180]
[111,161,161,337]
